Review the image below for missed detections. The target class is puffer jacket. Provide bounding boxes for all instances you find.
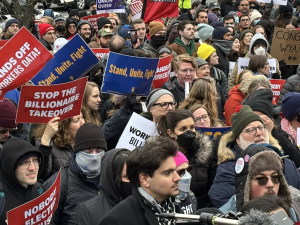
[278,64,300,105]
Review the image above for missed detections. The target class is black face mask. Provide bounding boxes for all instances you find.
[250,6,256,9]
[92,72,103,87]
[176,130,196,149]
[150,35,166,49]
[120,181,133,199]
[283,11,293,18]
[56,25,66,33]
[91,9,97,15]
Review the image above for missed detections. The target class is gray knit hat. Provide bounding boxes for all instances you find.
[146,89,174,112]
[195,57,208,68]
[74,122,107,153]
[196,23,214,42]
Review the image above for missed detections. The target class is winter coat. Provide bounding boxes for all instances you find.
[37,140,72,181]
[213,39,233,78]
[169,37,199,57]
[224,84,246,126]
[44,155,101,225]
[216,83,226,122]
[210,67,229,99]
[220,0,238,17]
[39,38,53,51]
[278,64,300,105]
[100,99,115,123]
[208,131,300,208]
[99,187,161,225]
[0,137,45,225]
[161,76,185,104]
[67,149,127,225]
[177,10,194,21]
[142,40,157,57]
[88,40,99,48]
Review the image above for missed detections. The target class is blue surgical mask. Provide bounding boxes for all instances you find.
[234,17,239,24]
[177,172,192,200]
[254,19,260,25]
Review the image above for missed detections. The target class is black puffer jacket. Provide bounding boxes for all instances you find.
[67,149,128,225]
[44,155,101,225]
[278,64,300,105]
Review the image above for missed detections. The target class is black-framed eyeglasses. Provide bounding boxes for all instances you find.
[194,114,210,124]
[252,175,281,186]
[152,102,177,109]
[0,128,16,134]
[176,165,193,177]
[242,124,266,135]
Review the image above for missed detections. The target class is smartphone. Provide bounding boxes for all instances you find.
[130,29,137,45]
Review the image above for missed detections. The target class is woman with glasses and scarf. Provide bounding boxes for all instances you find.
[156,109,216,209]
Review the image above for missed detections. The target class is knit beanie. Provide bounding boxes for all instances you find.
[195,57,208,68]
[281,92,300,121]
[77,20,92,30]
[149,21,167,37]
[54,15,65,24]
[0,99,17,128]
[210,21,224,28]
[168,27,180,44]
[250,10,262,23]
[231,105,263,140]
[239,29,253,41]
[173,151,189,167]
[146,88,174,111]
[242,89,274,119]
[74,122,107,153]
[5,18,19,31]
[65,17,78,28]
[69,9,80,18]
[212,26,230,39]
[97,17,112,30]
[196,24,214,42]
[279,1,293,14]
[39,23,54,37]
[197,43,216,60]
[208,13,219,25]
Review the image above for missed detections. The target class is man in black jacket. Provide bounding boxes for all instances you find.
[45,122,107,224]
[99,136,181,225]
[177,1,201,21]
[38,23,55,51]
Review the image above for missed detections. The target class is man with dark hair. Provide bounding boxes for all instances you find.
[77,20,92,44]
[109,35,125,53]
[208,2,221,17]
[238,0,250,14]
[88,1,96,15]
[169,20,199,57]
[1,18,19,40]
[194,8,208,24]
[95,28,113,48]
[125,19,147,49]
[99,136,181,225]
[238,14,251,33]
[223,15,236,29]
[177,0,201,21]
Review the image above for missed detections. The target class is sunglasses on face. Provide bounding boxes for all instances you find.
[252,175,281,186]
[176,165,192,177]
[103,25,113,29]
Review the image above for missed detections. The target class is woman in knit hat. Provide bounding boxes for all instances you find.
[250,10,262,27]
[239,29,253,57]
[64,17,77,40]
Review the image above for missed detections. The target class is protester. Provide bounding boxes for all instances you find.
[253,25,266,38]
[228,37,240,62]
[189,104,225,127]
[108,17,118,33]
[286,19,299,29]
[64,18,77,40]
[88,1,96,15]
[89,28,113,48]
[276,2,294,28]
[156,45,172,58]
[125,19,147,49]
[156,109,215,208]
[250,10,262,27]
[69,9,80,21]
[178,1,201,21]
[77,20,92,44]
[248,55,271,77]
[1,18,19,40]
[238,14,252,34]
[195,23,214,45]
[118,25,131,41]
[99,136,180,225]
[238,0,250,14]
[239,30,253,57]
[194,8,208,24]
[38,23,55,51]
[194,57,210,79]
[97,17,112,31]
[208,2,221,17]
[67,148,132,224]
[0,137,45,225]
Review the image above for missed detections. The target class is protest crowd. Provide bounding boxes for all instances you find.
[1,0,300,223]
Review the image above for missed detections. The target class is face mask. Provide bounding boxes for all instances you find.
[176,130,196,149]
[92,72,103,86]
[254,46,266,55]
[75,151,105,178]
[178,172,192,193]
[250,6,256,9]
[150,35,166,49]
[283,11,293,18]
[91,9,97,15]
[213,12,221,17]
[253,19,260,25]
[234,17,239,24]
[56,25,66,33]
[120,181,133,199]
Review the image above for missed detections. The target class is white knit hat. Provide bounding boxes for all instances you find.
[250,10,262,23]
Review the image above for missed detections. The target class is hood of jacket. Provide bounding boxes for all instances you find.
[189,132,214,165]
[100,148,130,205]
[217,131,282,164]
[248,33,269,56]
[213,39,233,56]
[174,37,196,56]
[229,84,244,98]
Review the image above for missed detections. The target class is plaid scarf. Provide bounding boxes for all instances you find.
[281,118,297,145]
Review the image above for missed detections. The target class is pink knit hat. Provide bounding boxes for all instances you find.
[173,151,188,167]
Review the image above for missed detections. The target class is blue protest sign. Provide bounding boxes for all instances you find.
[97,0,125,13]
[196,127,231,140]
[101,52,159,96]
[31,35,99,85]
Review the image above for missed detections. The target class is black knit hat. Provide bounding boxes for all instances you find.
[242,89,274,119]
[65,17,78,28]
[231,105,263,140]
[69,9,80,18]
[279,1,293,14]
[74,122,107,153]
[97,17,112,30]
[212,26,230,39]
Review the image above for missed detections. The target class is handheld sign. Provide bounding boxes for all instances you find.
[116,113,157,150]
[31,35,99,86]
[101,52,159,96]
[0,40,7,49]
[16,77,88,124]
[0,27,53,100]
[7,170,61,225]
[92,48,110,60]
[273,0,287,5]
[237,57,276,76]
[196,127,231,140]
[228,61,235,77]
[82,14,109,30]
[271,27,300,65]
[269,79,286,103]
[97,0,125,13]
[152,54,172,89]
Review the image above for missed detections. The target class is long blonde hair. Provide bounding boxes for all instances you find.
[82,81,101,126]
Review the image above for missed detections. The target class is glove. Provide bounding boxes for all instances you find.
[123,92,137,111]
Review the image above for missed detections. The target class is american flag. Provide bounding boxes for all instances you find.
[130,0,143,16]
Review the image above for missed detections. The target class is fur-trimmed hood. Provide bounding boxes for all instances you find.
[193,132,214,165]
[217,131,282,165]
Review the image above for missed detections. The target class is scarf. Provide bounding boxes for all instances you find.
[281,118,298,145]
[213,39,233,55]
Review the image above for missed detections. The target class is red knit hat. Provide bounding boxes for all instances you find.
[39,23,55,37]
[0,99,17,128]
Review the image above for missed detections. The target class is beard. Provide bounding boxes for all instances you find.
[239,132,269,150]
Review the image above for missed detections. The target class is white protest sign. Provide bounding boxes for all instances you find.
[116,112,157,150]
[273,0,287,5]
[297,127,300,146]
[256,0,271,3]
[268,59,276,77]
[229,61,235,77]
[237,58,250,74]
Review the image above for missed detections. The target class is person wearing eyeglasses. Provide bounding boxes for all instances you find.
[38,23,56,51]
[77,20,92,44]
[208,105,300,209]
[238,14,251,34]
[219,144,299,222]
[1,18,19,40]
[0,137,45,225]
[156,109,215,209]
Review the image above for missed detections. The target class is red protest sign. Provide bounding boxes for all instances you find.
[270,79,286,103]
[92,48,110,60]
[82,14,109,30]
[16,77,88,124]
[0,27,53,100]
[0,40,7,48]
[152,54,172,89]
[7,170,61,225]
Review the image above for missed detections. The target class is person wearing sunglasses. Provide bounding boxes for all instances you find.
[156,109,215,209]
[219,144,299,222]
[97,17,112,31]
[64,18,77,40]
